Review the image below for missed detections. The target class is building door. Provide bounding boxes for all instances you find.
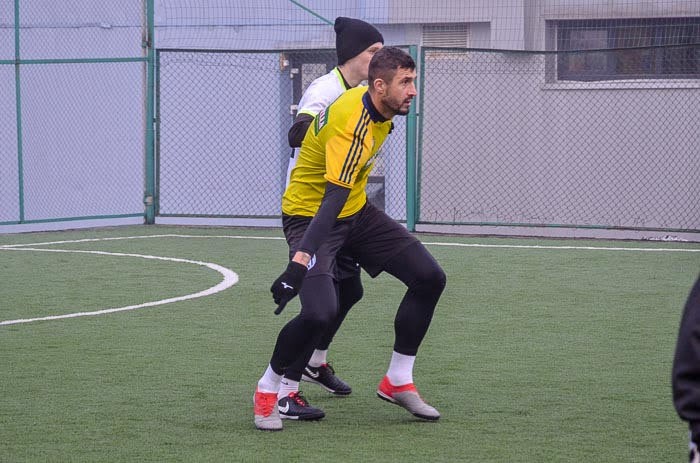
[284,50,337,119]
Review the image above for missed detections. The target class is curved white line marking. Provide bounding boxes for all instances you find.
[0,247,238,326]
[0,233,697,326]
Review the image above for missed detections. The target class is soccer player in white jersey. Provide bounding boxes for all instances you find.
[275,17,384,421]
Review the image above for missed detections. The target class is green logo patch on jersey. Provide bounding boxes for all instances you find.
[314,108,330,134]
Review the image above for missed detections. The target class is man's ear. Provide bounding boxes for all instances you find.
[372,78,386,94]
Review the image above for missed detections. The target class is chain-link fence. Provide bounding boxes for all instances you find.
[0,1,149,228]
[2,1,699,238]
[156,44,699,233]
[419,46,700,231]
[156,49,409,221]
[157,50,287,218]
[152,2,699,237]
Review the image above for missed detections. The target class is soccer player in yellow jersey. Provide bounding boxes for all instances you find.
[254,47,446,431]
[277,17,384,422]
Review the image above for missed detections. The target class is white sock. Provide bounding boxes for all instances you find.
[308,349,328,368]
[277,377,299,400]
[386,351,415,386]
[257,364,282,393]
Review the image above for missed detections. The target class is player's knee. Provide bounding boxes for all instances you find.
[411,264,446,297]
[339,276,363,310]
[345,283,363,309]
[297,314,331,333]
[299,304,338,332]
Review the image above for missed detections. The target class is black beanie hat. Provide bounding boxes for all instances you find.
[334,17,384,65]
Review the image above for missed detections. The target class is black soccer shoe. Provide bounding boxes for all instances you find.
[277,391,325,421]
[301,363,352,396]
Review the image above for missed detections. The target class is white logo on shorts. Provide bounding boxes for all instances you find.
[307,254,316,270]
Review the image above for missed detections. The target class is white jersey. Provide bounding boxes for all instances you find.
[286,67,350,187]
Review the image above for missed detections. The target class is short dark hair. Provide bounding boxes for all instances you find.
[368,46,416,90]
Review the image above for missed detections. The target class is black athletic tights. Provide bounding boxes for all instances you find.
[270,242,446,375]
[282,275,363,382]
[672,275,700,443]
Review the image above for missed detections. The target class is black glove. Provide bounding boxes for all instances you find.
[270,261,308,315]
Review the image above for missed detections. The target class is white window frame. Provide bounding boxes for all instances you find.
[544,17,700,90]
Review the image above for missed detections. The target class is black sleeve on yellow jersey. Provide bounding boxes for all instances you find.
[288,113,314,148]
[298,182,351,256]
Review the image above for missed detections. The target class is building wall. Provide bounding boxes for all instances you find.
[524,0,700,50]
[155,0,521,50]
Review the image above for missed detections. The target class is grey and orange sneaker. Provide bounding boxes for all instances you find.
[376,376,440,421]
[254,387,283,431]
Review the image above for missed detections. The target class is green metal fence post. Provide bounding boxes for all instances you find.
[14,0,24,223]
[144,0,156,224]
[405,45,418,232]
[416,47,426,227]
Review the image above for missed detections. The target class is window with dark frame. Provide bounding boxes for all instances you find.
[555,17,700,81]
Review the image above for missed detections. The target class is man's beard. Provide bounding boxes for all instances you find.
[382,95,411,116]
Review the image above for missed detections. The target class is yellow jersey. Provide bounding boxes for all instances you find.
[282,86,393,218]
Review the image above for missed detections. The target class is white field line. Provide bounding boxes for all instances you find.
[0,247,238,326]
[422,242,700,252]
[0,234,285,248]
[1,234,697,252]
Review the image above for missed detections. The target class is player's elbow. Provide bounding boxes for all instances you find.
[288,115,313,148]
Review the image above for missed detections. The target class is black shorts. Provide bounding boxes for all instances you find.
[282,214,360,280]
[282,201,418,280]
